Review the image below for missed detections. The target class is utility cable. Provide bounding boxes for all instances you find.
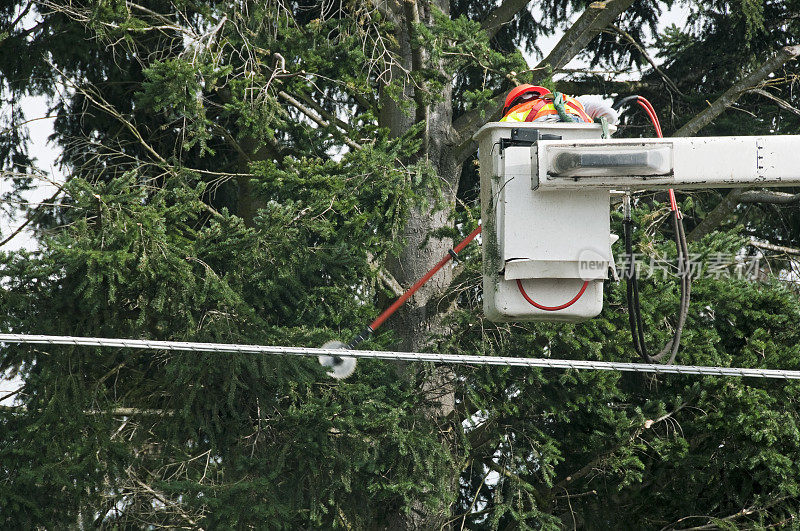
[1,333,799,380]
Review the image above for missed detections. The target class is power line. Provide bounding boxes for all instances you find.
[1,333,799,380]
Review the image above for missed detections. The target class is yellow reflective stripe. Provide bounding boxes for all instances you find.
[564,96,593,123]
[500,109,528,122]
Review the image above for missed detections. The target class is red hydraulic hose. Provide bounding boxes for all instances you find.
[636,97,662,137]
[516,279,589,311]
[637,96,678,213]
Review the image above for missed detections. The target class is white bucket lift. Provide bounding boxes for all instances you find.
[474,122,616,322]
[474,122,800,323]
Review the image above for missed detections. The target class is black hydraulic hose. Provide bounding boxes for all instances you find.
[625,209,692,364]
[651,212,691,364]
[630,234,649,358]
[624,218,645,358]
[668,213,692,364]
[612,95,641,112]
[617,94,691,364]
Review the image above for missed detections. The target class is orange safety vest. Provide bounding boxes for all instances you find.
[501,94,593,124]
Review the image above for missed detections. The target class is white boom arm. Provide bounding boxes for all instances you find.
[534,135,800,190]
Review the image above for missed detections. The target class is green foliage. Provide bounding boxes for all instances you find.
[0,168,455,527]
[137,59,226,156]
[2,0,800,529]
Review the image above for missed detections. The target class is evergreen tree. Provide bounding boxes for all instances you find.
[1,1,799,528]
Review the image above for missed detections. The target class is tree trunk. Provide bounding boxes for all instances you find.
[378,0,458,383]
[378,1,462,527]
[375,0,644,524]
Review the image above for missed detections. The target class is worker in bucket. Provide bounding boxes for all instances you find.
[501,84,618,124]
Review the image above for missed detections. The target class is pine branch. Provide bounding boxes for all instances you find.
[660,496,792,531]
[674,45,800,137]
[449,87,500,159]
[480,0,533,41]
[548,407,686,495]
[482,458,541,497]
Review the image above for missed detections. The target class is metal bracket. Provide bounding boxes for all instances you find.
[499,128,562,154]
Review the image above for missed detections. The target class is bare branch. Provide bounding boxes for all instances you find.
[4,2,32,32]
[674,45,800,137]
[131,475,203,529]
[554,489,598,499]
[557,78,657,95]
[608,24,684,96]
[480,0,532,41]
[403,0,429,151]
[687,189,800,243]
[748,88,800,118]
[369,0,402,26]
[126,1,180,27]
[0,405,174,415]
[679,46,800,241]
[210,122,252,163]
[0,387,22,403]
[288,89,360,140]
[686,190,745,243]
[0,175,74,249]
[749,240,800,256]
[276,91,363,151]
[539,0,636,74]
[367,252,405,298]
[739,190,800,204]
[65,76,168,164]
